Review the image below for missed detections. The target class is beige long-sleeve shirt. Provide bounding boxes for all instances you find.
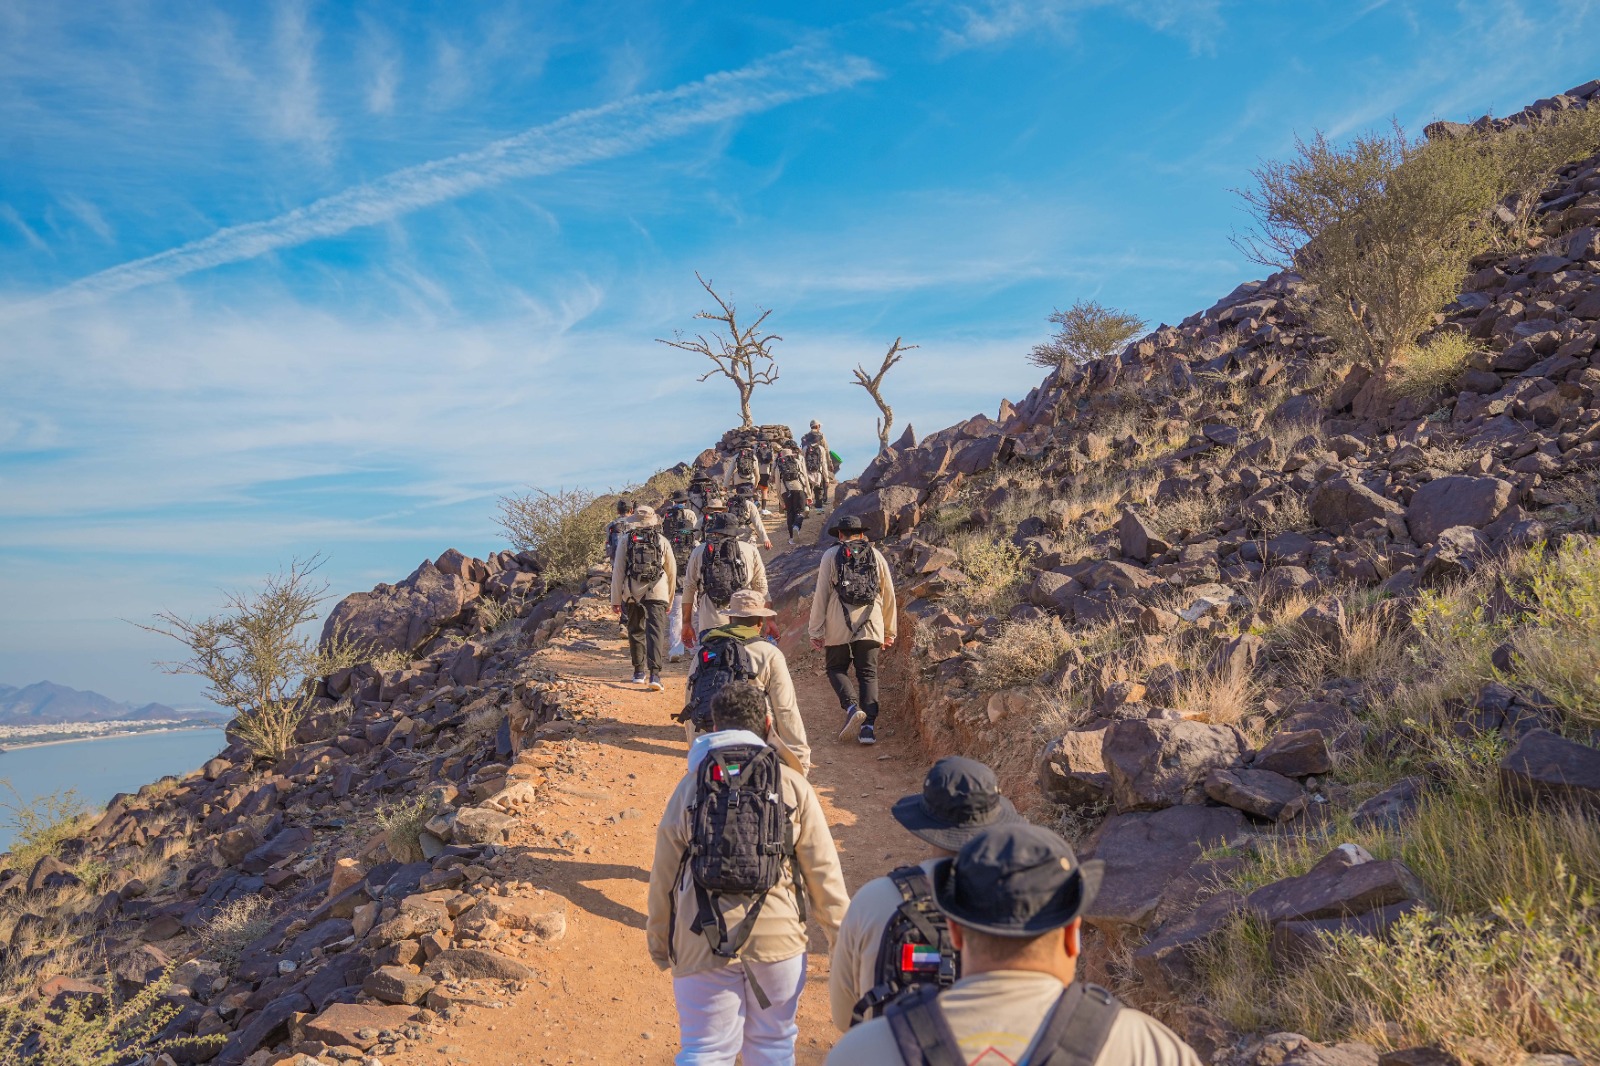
[680,636,812,774]
[645,732,850,978]
[683,539,770,632]
[825,970,1204,1066]
[809,543,897,647]
[610,529,677,606]
[729,497,770,546]
[722,450,762,489]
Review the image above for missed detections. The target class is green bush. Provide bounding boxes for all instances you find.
[1391,332,1479,400]
[0,783,86,869]
[0,964,223,1065]
[1027,299,1146,374]
[496,487,613,588]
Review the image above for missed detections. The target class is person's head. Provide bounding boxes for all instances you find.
[724,589,775,629]
[672,489,689,502]
[705,512,737,538]
[891,757,1023,857]
[810,420,821,431]
[737,482,755,497]
[828,515,868,541]
[931,823,1102,983]
[710,680,769,734]
[616,498,635,517]
[631,504,660,528]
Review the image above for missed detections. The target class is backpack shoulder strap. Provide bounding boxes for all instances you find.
[884,986,965,1066]
[1030,984,1121,1066]
[887,866,945,946]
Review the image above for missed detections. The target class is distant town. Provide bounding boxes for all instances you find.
[0,717,225,751]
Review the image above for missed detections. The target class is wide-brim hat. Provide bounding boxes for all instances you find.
[630,505,660,528]
[931,823,1103,938]
[828,514,865,537]
[724,588,776,618]
[891,756,1024,850]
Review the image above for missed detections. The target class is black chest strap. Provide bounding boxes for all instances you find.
[886,982,1122,1066]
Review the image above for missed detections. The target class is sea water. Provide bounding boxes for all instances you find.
[0,728,225,853]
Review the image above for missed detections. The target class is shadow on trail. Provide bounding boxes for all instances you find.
[515,848,652,930]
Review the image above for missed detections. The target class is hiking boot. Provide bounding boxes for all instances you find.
[838,704,866,740]
[858,723,876,745]
[631,673,647,685]
[648,674,664,691]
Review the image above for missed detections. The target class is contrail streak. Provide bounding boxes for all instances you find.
[4,48,877,320]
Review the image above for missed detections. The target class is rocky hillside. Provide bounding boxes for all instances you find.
[791,77,1600,1065]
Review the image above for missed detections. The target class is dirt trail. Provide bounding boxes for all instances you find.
[388,508,926,1065]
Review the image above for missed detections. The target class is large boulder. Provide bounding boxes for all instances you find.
[320,560,474,656]
[1246,846,1426,924]
[1204,767,1306,822]
[1037,727,1110,807]
[1499,728,1600,810]
[819,485,922,543]
[1308,477,1408,536]
[1080,806,1249,931]
[1406,475,1514,545]
[1102,718,1248,811]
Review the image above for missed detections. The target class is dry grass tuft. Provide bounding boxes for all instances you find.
[972,616,1070,690]
[1391,332,1478,400]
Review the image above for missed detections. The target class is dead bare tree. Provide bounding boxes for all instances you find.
[852,337,917,453]
[657,273,780,428]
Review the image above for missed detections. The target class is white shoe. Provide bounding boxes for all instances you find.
[762,508,773,516]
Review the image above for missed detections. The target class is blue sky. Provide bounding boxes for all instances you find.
[2,0,1596,708]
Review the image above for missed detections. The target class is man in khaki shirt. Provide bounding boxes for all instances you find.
[828,757,1022,1031]
[825,824,1203,1066]
[682,512,770,646]
[647,682,850,1065]
[809,514,897,745]
[610,505,677,691]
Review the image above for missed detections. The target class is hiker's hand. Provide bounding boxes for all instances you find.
[682,627,695,646]
[613,605,622,616]
[884,637,895,649]
[811,638,824,651]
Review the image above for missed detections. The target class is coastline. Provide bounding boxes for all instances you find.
[0,724,224,753]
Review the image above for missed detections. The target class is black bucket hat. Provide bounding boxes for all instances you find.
[891,757,1022,851]
[827,514,865,538]
[931,823,1103,937]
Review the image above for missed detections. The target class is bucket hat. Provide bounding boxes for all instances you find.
[891,757,1023,850]
[931,823,1103,937]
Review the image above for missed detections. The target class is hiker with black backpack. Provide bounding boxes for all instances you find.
[755,438,777,516]
[664,489,704,663]
[722,441,762,496]
[825,823,1202,1066]
[731,483,773,551]
[647,680,849,1065]
[682,512,770,652]
[809,514,897,746]
[774,441,812,546]
[802,421,834,511]
[605,498,636,562]
[678,588,811,774]
[611,505,677,691]
[828,757,1023,1032]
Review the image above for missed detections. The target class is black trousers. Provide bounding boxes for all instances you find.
[825,640,881,723]
[782,488,809,538]
[625,600,669,675]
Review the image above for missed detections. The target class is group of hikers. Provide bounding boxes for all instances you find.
[600,421,1202,1065]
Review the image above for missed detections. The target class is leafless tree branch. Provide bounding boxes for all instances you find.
[852,337,916,452]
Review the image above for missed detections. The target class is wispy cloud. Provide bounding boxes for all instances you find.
[267,1,335,162]
[1,204,48,252]
[3,47,878,322]
[941,0,1226,52]
[58,194,115,243]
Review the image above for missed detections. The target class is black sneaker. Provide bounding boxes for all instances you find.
[838,704,866,740]
[858,723,876,745]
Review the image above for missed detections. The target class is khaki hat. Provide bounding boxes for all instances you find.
[630,505,660,528]
[724,588,776,618]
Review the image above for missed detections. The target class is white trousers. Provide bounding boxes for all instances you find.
[669,593,687,658]
[672,954,807,1066]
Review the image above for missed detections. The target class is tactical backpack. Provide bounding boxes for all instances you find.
[835,542,881,609]
[804,441,827,479]
[623,530,665,589]
[850,866,958,1026]
[677,743,800,965]
[777,451,803,486]
[735,448,757,479]
[688,476,716,511]
[677,633,761,734]
[885,982,1122,1066]
[664,505,701,569]
[699,539,748,608]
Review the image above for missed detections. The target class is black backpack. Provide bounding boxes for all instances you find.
[665,505,701,568]
[689,476,716,511]
[678,743,800,962]
[678,634,760,734]
[624,530,665,588]
[885,982,1122,1066]
[777,452,803,484]
[700,539,747,608]
[850,866,958,1026]
[735,449,757,479]
[805,441,827,476]
[835,542,881,608]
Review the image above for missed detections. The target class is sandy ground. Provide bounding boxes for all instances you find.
[388,507,927,1065]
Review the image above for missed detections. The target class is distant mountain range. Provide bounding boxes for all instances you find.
[0,682,226,725]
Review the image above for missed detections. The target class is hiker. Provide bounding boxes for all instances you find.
[679,588,812,774]
[825,823,1203,1066]
[611,505,677,691]
[647,680,850,1066]
[809,514,897,746]
[605,498,636,562]
[829,757,1022,1031]
[664,489,704,663]
[723,440,762,497]
[688,472,718,514]
[773,441,812,546]
[731,483,773,551]
[755,437,777,516]
[801,421,834,511]
[683,512,771,649]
